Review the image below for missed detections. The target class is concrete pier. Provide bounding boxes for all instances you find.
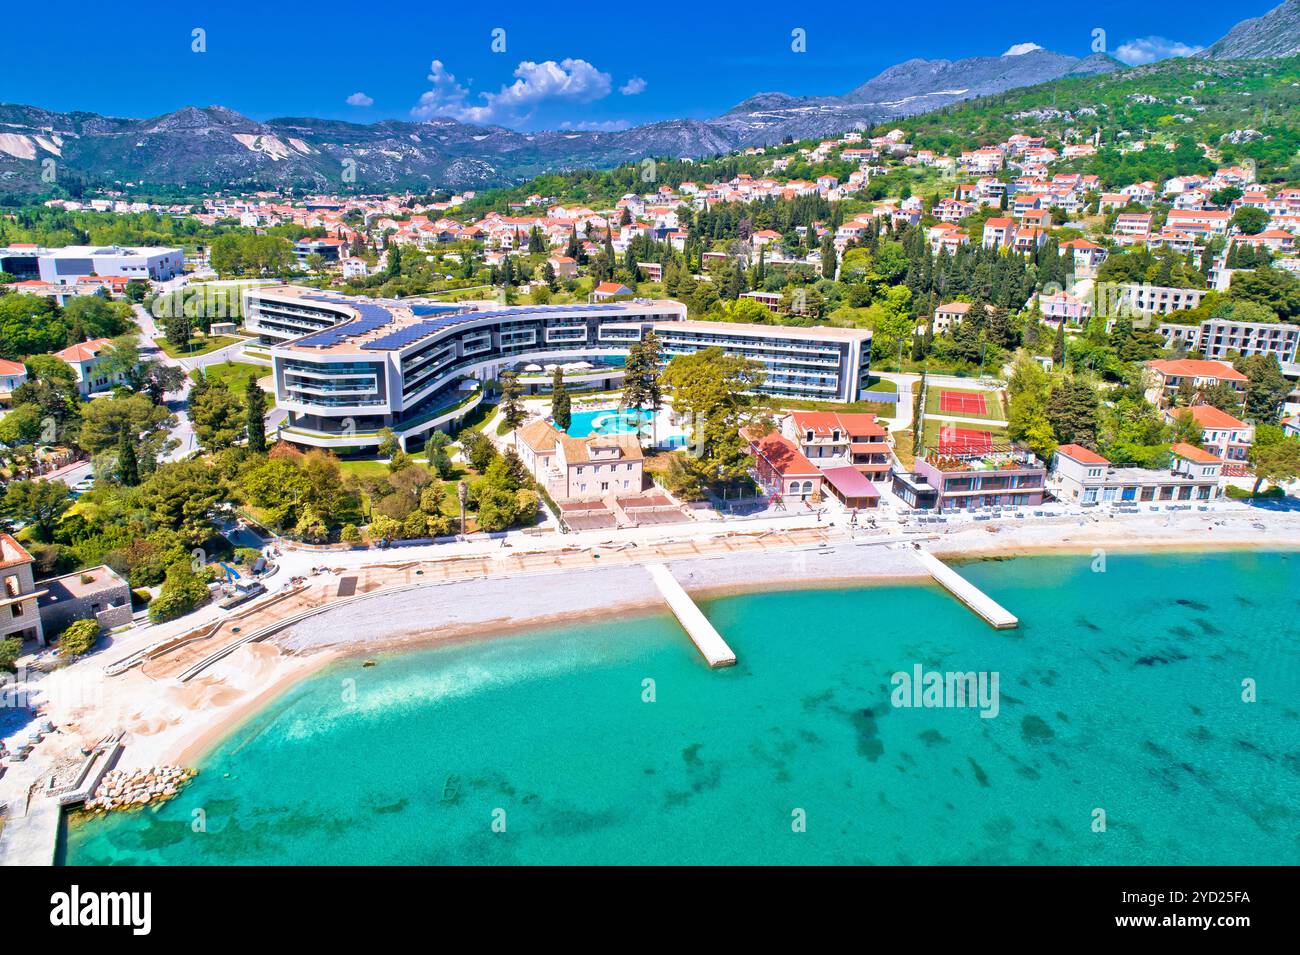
[912,549,1018,629]
[645,563,737,667]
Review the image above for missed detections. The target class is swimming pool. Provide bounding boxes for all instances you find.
[565,408,654,438]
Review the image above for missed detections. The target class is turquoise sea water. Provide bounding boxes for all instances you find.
[65,550,1300,865]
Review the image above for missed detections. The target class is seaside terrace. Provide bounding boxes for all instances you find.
[892,444,1047,511]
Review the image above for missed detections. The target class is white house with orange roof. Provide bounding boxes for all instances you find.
[1049,443,1223,505]
[981,218,1016,250]
[0,358,28,406]
[1163,404,1254,472]
[1059,237,1107,276]
[54,338,132,396]
[1145,359,1247,408]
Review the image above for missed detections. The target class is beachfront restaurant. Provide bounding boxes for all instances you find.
[894,445,1047,511]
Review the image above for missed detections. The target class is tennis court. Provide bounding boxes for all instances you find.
[935,426,994,454]
[938,389,989,415]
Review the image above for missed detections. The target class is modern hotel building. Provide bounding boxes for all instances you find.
[244,287,872,450]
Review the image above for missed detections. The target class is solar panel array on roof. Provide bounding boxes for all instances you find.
[362,311,472,351]
[289,299,397,348]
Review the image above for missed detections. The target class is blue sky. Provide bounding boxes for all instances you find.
[0,1,1262,130]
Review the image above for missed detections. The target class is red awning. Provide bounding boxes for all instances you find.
[822,466,880,499]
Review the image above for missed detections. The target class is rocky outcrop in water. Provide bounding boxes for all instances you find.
[84,766,195,812]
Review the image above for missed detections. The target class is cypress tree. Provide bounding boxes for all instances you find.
[117,429,139,487]
[550,366,571,431]
[245,375,267,453]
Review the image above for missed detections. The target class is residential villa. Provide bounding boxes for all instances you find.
[0,533,45,646]
[740,427,824,504]
[1036,290,1092,326]
[782,411,891,483]
[53,338,132,397]
[1145,359,1247,408]
[1162,404,1254,474]
[36,565,134,637]
[0,358,28,406]
[931,302,971,334]
[515,419,645,501]
[1048,443,1224,505]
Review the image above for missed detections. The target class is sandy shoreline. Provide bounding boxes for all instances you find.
[23,507,1300,781]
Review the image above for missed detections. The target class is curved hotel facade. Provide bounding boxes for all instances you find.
[244,286,872,450]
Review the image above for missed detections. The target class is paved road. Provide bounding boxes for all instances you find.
[133,302,198,461]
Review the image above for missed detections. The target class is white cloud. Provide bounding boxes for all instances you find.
[412,57,613,126]
[619,77,647,96]
[1113,36,1203,66]
[345,92,374,107]
[559,119,631,132]
[1003,42,1043,56]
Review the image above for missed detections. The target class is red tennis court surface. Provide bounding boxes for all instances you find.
[938,390,989,414]
[936,427,994,454]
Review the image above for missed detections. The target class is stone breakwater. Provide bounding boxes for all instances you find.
[84,766,196,812]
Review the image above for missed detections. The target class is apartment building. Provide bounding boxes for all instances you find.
[1105,283,1207,317]
[654,321,873,404]
[1197,318,1300,376]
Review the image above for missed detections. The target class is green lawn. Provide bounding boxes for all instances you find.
[772,396,898,417]
[336,459,397,480]
[192,361,268,391]
[154,335,243,359]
